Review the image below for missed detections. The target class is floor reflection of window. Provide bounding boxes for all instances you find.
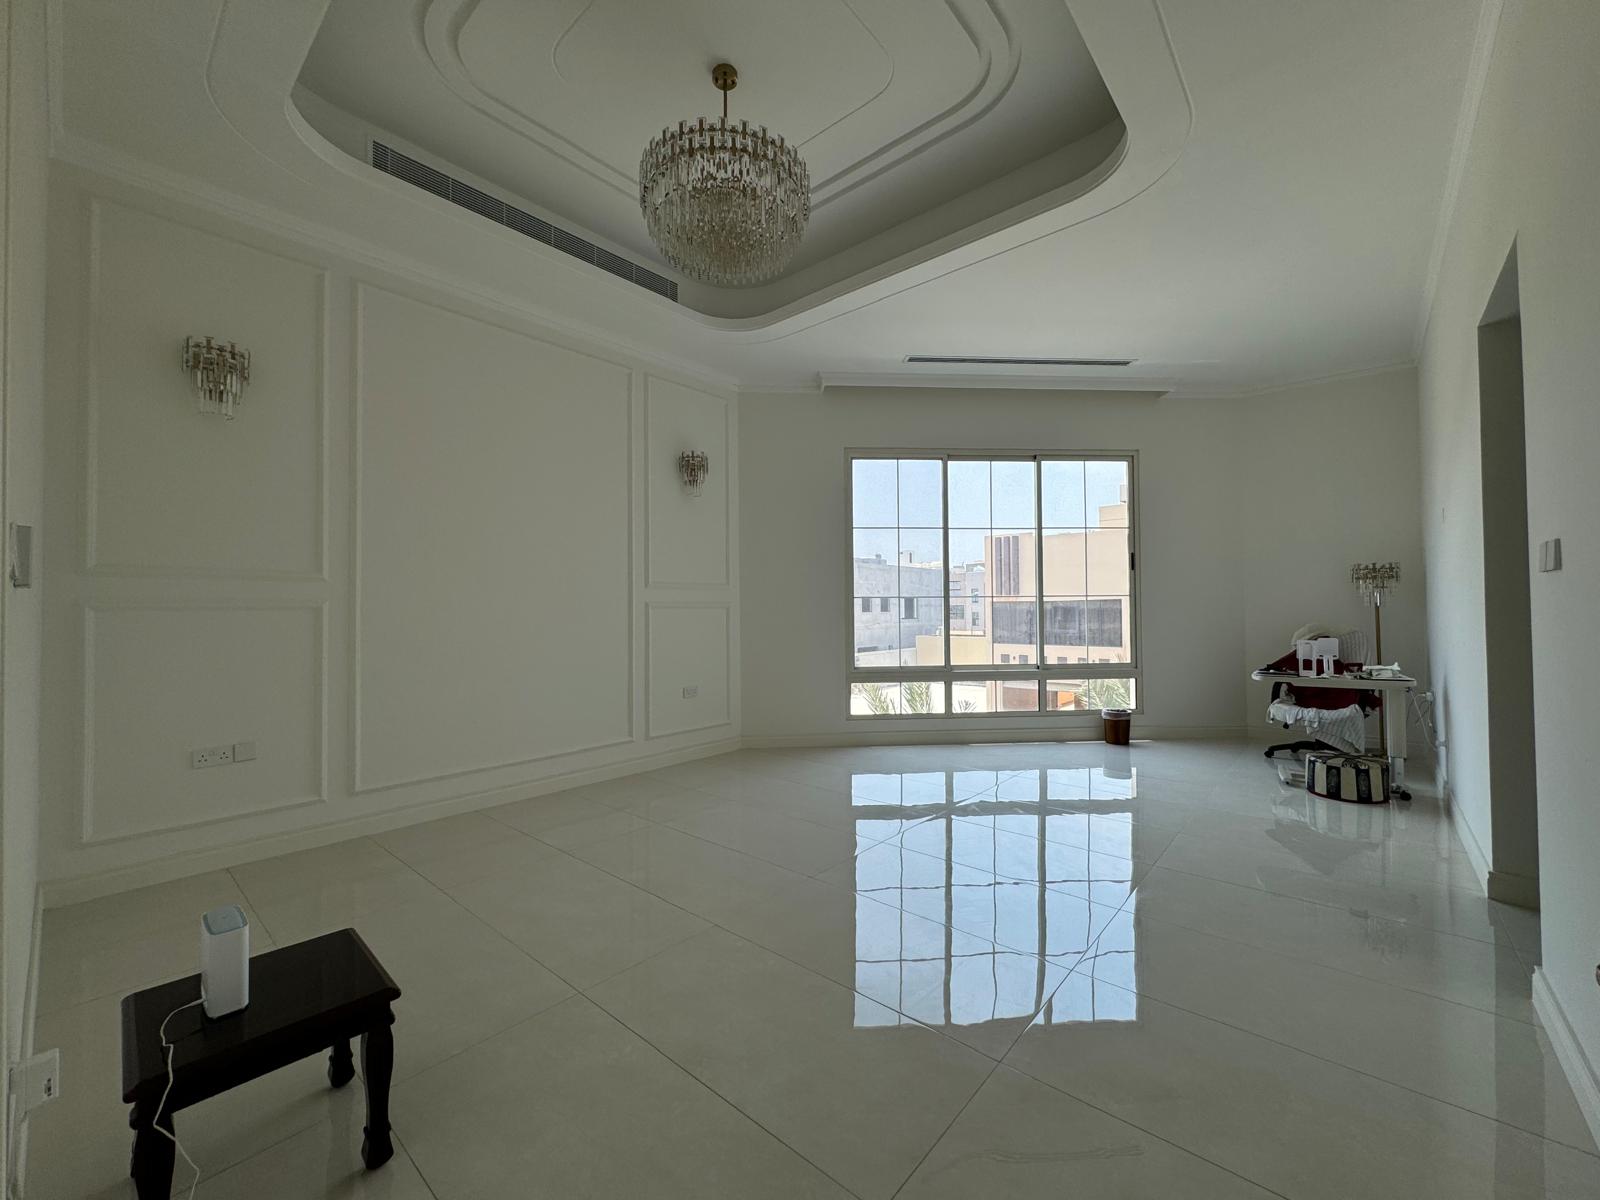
[850,767,1138,1028]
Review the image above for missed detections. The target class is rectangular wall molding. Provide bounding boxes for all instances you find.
[646,601,734,739]
[80,598,328,843]
[83,199,331,582]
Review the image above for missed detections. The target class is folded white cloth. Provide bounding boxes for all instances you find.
[1266,698,1367,756]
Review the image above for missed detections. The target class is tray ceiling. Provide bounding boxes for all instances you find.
[296,0,1123,316]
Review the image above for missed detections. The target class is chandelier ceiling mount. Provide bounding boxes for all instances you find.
[638,62,811,288]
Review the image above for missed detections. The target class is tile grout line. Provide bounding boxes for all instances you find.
[568,991,871,1200]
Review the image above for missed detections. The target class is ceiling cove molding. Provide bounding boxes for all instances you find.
[419,0,1019,213]
[198,0,1188,339]
[1412,0,1505,358]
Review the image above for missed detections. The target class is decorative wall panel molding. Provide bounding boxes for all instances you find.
[84,200,329,581]
[352,284,635,792]
[81,599,327,843]
[645,375,731,589]
[647,601,733,738]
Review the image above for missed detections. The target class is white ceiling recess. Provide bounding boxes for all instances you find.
[52,0,1485,394]
[297,0,1127,319]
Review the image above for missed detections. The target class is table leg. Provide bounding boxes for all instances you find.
[129,1100,175,1200]
[328,1037,355,1088]
[360,1014,395,1170]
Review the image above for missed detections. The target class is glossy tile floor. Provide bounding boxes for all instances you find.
[28,739,1599,1199]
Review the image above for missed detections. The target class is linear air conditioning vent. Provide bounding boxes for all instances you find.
[370,142,678,303]
[906,355,1136,368]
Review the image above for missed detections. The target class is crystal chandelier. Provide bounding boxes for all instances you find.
[639,63,810,287]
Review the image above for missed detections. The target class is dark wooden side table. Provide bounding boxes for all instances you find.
[119,928,401,1200]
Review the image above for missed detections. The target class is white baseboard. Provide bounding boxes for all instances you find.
[1444,782,1493,894]
[1531,967,1600,1149]
[42,736,740,908]
[8,888,44,1200]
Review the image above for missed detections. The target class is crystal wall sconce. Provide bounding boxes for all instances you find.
[678,450,710,496]
[183,336,251,419]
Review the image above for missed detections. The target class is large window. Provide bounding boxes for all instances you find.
[849,453,1138,717]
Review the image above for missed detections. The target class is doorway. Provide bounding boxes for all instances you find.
[1476,244,1539,909]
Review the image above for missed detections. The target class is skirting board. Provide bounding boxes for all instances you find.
[1445,783,1493,894]
[9,888,44,1200]
[1532,967,1600,1149]
[42,736,739,907]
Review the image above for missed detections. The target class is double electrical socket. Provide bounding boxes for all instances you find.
[191,740,258,770]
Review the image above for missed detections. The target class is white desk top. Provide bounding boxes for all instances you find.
[1251,670,1416,690]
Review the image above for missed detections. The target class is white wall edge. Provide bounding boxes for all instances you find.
[41,736,738,908]
[1531,966,1600,1151]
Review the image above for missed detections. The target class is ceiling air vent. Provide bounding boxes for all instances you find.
[371,142,678,303]
[906,355,1135,368]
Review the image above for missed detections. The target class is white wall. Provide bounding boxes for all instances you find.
[1417,0,1600,1128]
[740,371,1425,744]
[1,0,49,1184]
[40,166,739,899]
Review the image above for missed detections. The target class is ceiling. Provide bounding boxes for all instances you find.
[296,0,1125,317]
[51,0,1487,394]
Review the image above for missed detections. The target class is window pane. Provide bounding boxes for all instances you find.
[947,460,990,527]
[985,529,1036,598]
[1085,528,1129,594]
[898,527,944,593]
[1041,529,1088,595]
[1086,461,1129,527]
[1045,678,1137,711]
[852,458,897,525]
[899,680,945,715]
[951,678,1041,714]
[852,528,897,596]
[1041,460,1086,526]
[898,459,943,526]
[991,460,1036,526]
[851,682,901,715]
[987,597,1037,665]
[901,597,945,666]
[1086,597,1130,655]
[854,602,898,667]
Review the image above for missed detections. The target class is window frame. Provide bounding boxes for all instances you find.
[846,449,1142,720]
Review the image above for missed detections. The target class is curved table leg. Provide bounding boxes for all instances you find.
[328,1037,355,1088]
[360,1012,395,1169]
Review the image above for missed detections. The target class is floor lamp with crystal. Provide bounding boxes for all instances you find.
[1352,561,1401,754]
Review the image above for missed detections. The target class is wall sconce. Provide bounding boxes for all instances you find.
[183,336,251,420]
[678,450,709,496]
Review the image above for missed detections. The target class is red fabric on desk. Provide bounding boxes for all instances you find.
[1259,650,1381,713]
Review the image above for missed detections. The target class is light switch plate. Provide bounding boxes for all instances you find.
[232,740,257,762]
[7,523,31,588]
[1538,538,1562,572]
[681,685,699,700]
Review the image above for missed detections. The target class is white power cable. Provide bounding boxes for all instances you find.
[155,998,206,1200]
